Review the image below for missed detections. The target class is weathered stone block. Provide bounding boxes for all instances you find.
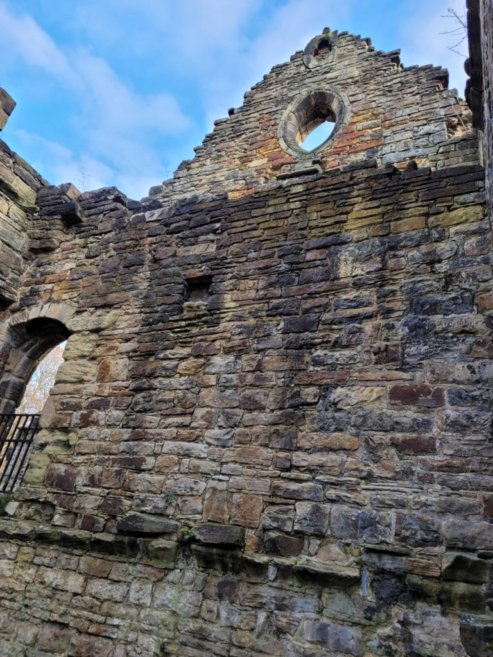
[37,622,72,653]
[203,483,229,523]
[146,537,178,563]
[116,513,180,536]
[460,620,493,657]
[303,620,362,655]
[194,523,245,547]
[331,506,359,539]
[263,532,304,557]
[389,384,445,407]
[443,553,490,585]
[357,510,393,544]
[397,513,441,547]
[153,582,202,615]
[271,481,323,501]
[443,520,493,550]
[262,505,294,532]
[73,635,113,657]
[294,502,330,535]
[0,88,15,130]
[85,577,128,601]
[45,464,78,492]
[79,555,112,578]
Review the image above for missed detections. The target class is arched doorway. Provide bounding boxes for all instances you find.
[0,317,70,491]
[16,341,66,414]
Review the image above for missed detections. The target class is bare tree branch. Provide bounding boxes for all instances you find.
[440,7,468,58]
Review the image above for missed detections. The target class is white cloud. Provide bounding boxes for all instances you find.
[71,51,189,134]
[14,129,114,192]
[245,0,350,74]
[399,0,468,94]
[195,0,353,125]
[73,0,259,60]
[0,4,72,81]
[13,128,165,199]
[0,2,190,198]
[0,0,473,199]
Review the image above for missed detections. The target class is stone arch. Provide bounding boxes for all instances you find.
[0,303,75,414]
[278,88,349,158]
[302,29,337,69]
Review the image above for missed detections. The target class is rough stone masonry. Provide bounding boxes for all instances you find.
[0,0,492,655]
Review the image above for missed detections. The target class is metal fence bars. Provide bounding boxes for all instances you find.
[0,414,40,492]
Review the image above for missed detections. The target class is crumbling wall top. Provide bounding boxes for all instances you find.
[0,87,15,132]
[150,29,475,204]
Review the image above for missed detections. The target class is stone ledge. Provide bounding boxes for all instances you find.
[193,523,245,547]
[116,513,180,537]
[290,557,360,583]
[0,518,139,555]
[191,544,361,584]
[0,518,360,585]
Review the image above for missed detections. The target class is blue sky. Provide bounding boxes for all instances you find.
[0,0,467,199]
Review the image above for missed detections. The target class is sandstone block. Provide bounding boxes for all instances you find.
[80,556,113,578]
[294,502,330,535]
[264,532,303,557]
[443,520,493,550]
[230,493,263,528]
[85,578,128,602]
[37,622,73,653]
[74,635,113,657]
[194,523,245,547]
[303,620,362,655]
[203,484,229,523]
[116,513,180,536]
[443,553,490,585]
[262,505,294,532]
[389,384,445,407]
[272,481,323,501]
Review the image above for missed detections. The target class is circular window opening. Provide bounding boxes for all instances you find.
[299,118,336,152]
[280,90,346,157]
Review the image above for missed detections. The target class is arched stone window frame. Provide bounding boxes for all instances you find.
[302,30,338,69]
[278,87,350,159]
[0,303,75,414]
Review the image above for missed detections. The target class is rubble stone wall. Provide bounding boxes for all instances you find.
[0,21,491,657]
[154,31,475,203]
[480,0,493,209]
[0,90,46,308]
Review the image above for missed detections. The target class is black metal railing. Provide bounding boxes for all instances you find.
[0,414,40,492]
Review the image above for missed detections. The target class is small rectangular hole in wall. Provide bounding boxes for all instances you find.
[185,275,213,303]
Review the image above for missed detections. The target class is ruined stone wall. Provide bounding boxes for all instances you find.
[467,0,493,215]
[0,89,47,309]
[480,0,493,209]
[0,23,491,657]
[153,31,475,203]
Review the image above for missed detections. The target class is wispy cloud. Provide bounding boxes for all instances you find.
[13,129,113,192]
[14,128,168,199]
[164,0,353,125]
[0,2,190,198]
[71,51,189,135]
[399,0,467,93]
[0,0,470,198]
[0,4,72,80]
